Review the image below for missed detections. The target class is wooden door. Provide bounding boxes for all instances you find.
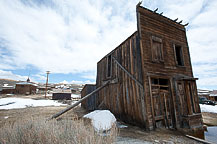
[151,87,173,128]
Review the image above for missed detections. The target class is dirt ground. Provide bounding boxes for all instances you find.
[0,94,213,143]
[0,106,203,144]
[202,112,217,126]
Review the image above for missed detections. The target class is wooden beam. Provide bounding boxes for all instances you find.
[178,20,183,24]
[154,8,158,13]
[183,23,189,26]
[112,56,143,88]
[185,135,212,144]
[163,93,169,128]
[169,78,178,129]
[174,18,178,22]
[48,81,109,120]
[148,76,156,129]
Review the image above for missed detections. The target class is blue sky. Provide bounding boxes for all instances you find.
[0,0,217,89]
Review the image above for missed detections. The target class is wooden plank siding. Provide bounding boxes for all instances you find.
[137,6,202,129]
[96,32,147,127]
[81,84,97,111]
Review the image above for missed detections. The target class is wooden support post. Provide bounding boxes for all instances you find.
[169,78,178,129]
[48,81,109,120]
[163,93,169,128]
[148,76,156,129]
[45,71,50,99]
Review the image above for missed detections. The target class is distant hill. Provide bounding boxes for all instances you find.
[0,79,19,88]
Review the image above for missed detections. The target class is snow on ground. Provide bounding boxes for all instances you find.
[71,94,80,98]
[117,122,128,128]
[41,94,52,97]
[200,104,217,113]
[83,110,116,131]
[0,98,66,109]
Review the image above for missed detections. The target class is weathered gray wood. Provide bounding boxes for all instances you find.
[112,56,143,88]
[148,76,155,128]
[48,81,109,120]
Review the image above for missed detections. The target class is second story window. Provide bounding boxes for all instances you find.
[151,36,164,62]
[107,55,112,78]
[174,44,184,66]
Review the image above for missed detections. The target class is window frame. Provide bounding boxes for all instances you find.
[150,36,164,63]
[106,54,112,78]
[173,44,185,66]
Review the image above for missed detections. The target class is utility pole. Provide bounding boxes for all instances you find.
[45,71,50,99]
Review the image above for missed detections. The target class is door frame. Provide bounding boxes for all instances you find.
[148,76,177,129]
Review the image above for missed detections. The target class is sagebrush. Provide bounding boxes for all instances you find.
[0,117,117,144]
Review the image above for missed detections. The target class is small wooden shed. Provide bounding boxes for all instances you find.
[52,89,71,100]
[81,4,202,130]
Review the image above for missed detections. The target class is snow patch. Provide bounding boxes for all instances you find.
[71,94,80,98]
[42,94,52,97]
[4,116,9,119]
[200,104,217,113]
[117,122,128,128]
[83,110,116,131]
[0,98,66,109]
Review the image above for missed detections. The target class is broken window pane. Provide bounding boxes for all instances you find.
[174,45,184,66]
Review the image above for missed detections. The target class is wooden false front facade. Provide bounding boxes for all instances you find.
[81,5,202,130]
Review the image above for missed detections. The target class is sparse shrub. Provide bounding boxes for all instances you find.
[0,117,117,144]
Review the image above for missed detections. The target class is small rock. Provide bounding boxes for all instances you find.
[162,140,174,144]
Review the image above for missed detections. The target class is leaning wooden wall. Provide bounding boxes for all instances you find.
[81,84,97,111]
[96,31,147,127]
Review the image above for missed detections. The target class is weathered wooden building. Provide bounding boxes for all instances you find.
[209,90,217,101]
[1,86,15,94]
[15,82,37,95]
[52,89,71,100]
[81,4,202,130]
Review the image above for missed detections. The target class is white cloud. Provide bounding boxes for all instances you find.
[0,70,28,81]
[60,80,69,84]
[33,74,47,81]
[0,0,137,74]
[0,0,217,89]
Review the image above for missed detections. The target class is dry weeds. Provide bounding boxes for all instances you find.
[0,117,117,144]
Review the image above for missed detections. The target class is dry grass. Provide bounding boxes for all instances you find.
[0,117,117,144]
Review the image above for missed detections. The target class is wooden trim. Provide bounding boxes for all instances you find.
[169,78,178,129]
[185,81,193,115]
[148,76,156,129]
[163,93,169,128]
[150,36,164,63]
[173,44,185,66]
[106,55,112,78]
